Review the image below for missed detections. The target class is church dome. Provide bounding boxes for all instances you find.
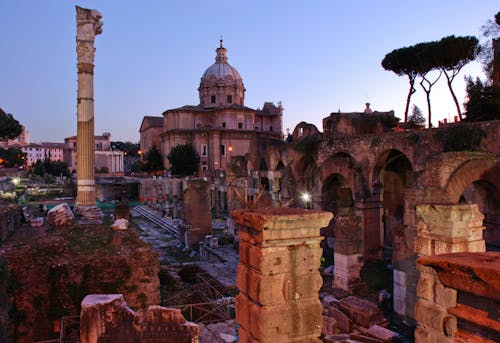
[199,40,245,108]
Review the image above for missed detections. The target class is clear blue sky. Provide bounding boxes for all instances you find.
[0,1,497,143]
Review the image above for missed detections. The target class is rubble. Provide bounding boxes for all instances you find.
[111,218,129,231]
[46,203,74,227]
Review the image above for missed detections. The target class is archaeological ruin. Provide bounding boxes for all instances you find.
[0,5,498,343]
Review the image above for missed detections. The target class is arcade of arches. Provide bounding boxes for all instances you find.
[249,120,500,319]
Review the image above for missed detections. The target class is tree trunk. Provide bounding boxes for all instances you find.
[404,74,416,127]
[420,71,441,128]
[443,68,463,120]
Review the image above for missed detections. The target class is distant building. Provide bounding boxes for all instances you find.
[21,142,64,167]
[64,132,124,173]
[323,103,398,139]
[139,116,163,154]
[140,40,283,176]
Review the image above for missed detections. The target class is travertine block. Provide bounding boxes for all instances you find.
[237,264,322,305]
[433,282,456,308]
[414,301,455,334]
[338,296,383,328]
[248,297,322,341]
[245,243,323,276]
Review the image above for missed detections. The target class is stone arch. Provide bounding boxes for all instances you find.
[443,159,500,249]
[321,173,354,215]
[318,152,366,201]
[443,159,499,202]
[371,149,413,257]
[372,149,413,192]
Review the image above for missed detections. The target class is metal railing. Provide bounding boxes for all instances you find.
[170,297,234,324]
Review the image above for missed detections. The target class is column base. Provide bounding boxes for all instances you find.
[75,204,104,225]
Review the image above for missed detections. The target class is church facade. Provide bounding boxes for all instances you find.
[140,40,283,176]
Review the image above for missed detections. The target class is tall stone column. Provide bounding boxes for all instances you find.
[75,6,103,221]
[233,208,332,342]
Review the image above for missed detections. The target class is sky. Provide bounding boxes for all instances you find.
[0,1,497,143]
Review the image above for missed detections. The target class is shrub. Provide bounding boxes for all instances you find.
[434,125,486,151]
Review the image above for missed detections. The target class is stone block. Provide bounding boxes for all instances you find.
[232,208,332,245]
[322,315,339,336]
[247,243,323,276]
[238,264,322,306]
[235,294,250,332]
[339,296,384,328]
[415,236,432,256]
[248,298,322,341]
[239,240,250,265]
[433,283,456,308]
[414,325,453,343]
[393,283,406,316]
[326,306,352,333]
[393,269,407,287]
[416,204,485,241]
[416,272,435,301]
[365,324,398,343]
[322,295,339,308]
[414,301,455,334]
[323,334,350,343]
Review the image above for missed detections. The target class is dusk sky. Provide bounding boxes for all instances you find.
[0,1,497,143]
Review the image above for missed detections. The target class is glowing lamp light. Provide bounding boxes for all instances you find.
[12,178,20,185]
[228,146,233,152]
[301,192,311,202]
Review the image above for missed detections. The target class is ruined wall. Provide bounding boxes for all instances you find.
[0,205,22,242]
[0,225,160,342]
[179,179,211,246]
[80,294,199,343]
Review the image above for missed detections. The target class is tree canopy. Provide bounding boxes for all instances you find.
[408,105,426,128]
[143,145,165,173]
[382,35,478,125]
[382,45,419,125]
[167,143,200,176]
[0,107,22,140]
[463,77,500,122]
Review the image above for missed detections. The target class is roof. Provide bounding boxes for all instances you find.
[140,116,163,131]
[163,104,255,115]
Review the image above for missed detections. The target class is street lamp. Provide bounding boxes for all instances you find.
[301,192,311,209]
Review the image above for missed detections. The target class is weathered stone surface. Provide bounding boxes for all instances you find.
[338,296,384,328]
[80,294,200,343]
[0,204,22,241]
[333,253,363,292]
[232,208,333,245]
[416,204,485,243]
[239,240,323,275]
[234,208,331,342]
[111,218,129,231]
[237,264,322,306]
[364,324,398,342]
[179,179,212,246]
[0,224,160,342]
[326,306,353,333]
[46,203,74,227]
[417,252,500,301]
[414,301,456,334]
